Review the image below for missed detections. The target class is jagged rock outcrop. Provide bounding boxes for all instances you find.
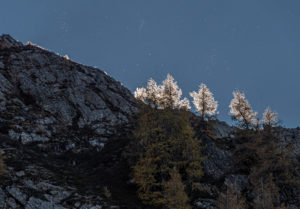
[0,34,137,150]
[0,34,138,209]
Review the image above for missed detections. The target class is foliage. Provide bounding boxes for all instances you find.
[134,74,190,110]
[190,83,218,120]
[252,173,280,209]
[229,91,257,129]
[217,181,247,209]
[234,126,300,208]
[164,167,191,209]
[131,106,203,207]
[135,78,160,109]
[103,186,112,200]
[263,107,278,127]
[0,151,7,175]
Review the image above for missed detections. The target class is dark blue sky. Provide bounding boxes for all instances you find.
[1,0,300,127]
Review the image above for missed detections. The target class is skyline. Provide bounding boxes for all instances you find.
[1,0,300,127]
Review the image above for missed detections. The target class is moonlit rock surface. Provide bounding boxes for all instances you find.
[0,34,137,145]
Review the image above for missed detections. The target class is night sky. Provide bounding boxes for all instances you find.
[1,0,300,127]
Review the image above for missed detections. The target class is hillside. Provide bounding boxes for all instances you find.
[0,34,300,209]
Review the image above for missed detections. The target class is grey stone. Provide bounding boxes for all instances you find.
[65,142,76,151]
[0,34,137,147]
[16,171,25,177]
[90,206,103,209]
[0,34,23,49]
[45,190,71,204]
[74,202,81,207]
[25,197,67,209]
[8,131,50,144]
[0,188,6,209]
[6,186,27,205]
[212,121,234,139]
[8,130,20,141]
[23,180,38,190]
[6,197,18,208]
[89,139,105,148]
[194,199,217,209]
[20,133,50,144]
[202,135,235,180]
[80,204,93,209]
[37,182,63,191]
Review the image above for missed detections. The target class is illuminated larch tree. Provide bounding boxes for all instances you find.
[134,74,190,110]
[190,83,218,120]
[263,107,278,127]
[229,91,257,129]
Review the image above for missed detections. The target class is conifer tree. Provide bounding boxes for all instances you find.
[134,78,161,108]
[253,174,280,209]
[217,181,247,209]
[134,87,147,102]
[176,97,191,110]
[160,74,182,109]
[160,74,190,109]
[229,91,257,129]
[134,74,190,110]
[263,107,278,127]
[0,151,6,175]
[190,83,218,121]
[236,127,299,209]
[131,107,203,207]
[164,167,191,209]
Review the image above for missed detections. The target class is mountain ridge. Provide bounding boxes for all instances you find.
[0,34,300,209]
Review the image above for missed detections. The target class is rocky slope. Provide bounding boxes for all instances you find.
[0,34,137,147]
[0,34,300,209]
[0,34,138,209]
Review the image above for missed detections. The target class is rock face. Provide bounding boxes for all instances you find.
[0,34,137,209]
[0,34,137,149]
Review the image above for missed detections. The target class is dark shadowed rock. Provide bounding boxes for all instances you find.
[0,34,137,209]
[0,34,23,50]
[201,135,236,181]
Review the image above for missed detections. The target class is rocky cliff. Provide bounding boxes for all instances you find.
[0,34,138,209]
[0,34,137,147]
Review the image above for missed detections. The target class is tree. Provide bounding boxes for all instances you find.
[252,173,280,209]
[159,74,190,110]
[235,127,300,209]
[217,181,247,209]
[134,78,161,108]
[229,91,257,129]
[176,97,191,111]
[217,178,247,209]
[134,74,190,110]
[190,83,218,121]
[131,107,203,207]
[160,74,182,109]
[263,107,278,127]
[0,151,6,175]
[134,87,147,102]
[164,167,191,209]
